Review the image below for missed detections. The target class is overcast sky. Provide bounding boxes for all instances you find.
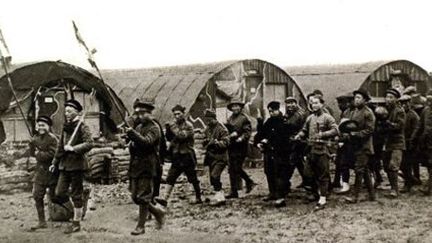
[0,0,431,71]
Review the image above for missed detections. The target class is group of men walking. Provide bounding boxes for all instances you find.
[27,84,432,235]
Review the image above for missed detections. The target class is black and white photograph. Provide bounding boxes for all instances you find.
[1,0,432,242]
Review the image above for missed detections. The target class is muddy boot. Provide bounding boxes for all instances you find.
[31,201,47,231]
[420,168,432,196]
[149,203,166,230]
[64,208,82,234]
[155,184,174,207]
[364,171,375,201]
[335,182,350,194]
[246,181,257,194]
[349,173,362,203]
[190,183,203,204]
[131,205,147,235]
[225,191,239,199]
[274,198,286,208]
[388,172,399,198]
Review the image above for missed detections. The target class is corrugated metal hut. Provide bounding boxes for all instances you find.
[103,59,307,129]
[286,60,432,119]
[0,61,127,143]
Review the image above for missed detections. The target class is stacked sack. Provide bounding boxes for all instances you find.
[87,146,114,181]
[0,156,37,194]
[113,148,130,182]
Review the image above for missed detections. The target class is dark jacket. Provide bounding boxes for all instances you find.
[383,104,406,151]
[30,132,58,184]
[166,119,196,164]
[53,119,93,171]
[226,113,251,156]
[345,105,375,155]
[404,109,420,150]
[284,108,306,152]
[203,122,230,165]
[255,113,291,156]
[419,106,432,149]
[127,119,161,178]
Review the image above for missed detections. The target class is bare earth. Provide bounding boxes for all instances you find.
[1,167,432,243]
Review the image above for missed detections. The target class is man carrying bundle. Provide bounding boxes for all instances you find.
[49,100,93,234]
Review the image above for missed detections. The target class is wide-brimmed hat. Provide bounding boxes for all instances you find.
[227,98,245,111]
[353,89,371,101]
[339,118,359,134]
[336,92,354,101]
[385,88,401,99]
[133,98,155,111]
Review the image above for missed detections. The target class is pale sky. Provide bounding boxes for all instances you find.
[0,0,431,71]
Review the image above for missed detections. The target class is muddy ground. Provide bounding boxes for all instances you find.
[1,167,432,243]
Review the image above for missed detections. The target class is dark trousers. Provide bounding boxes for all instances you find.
[209,160,226,191]
[55,170,84,208]
[401,150,415,188]
[353,153,374,198]
[130,176,154,205]
[166,163,199,186]
[228,152,253,194]
[370,144,384,184]
[264,152,290,199]
[305,153,330,197]
[153,164,163,199]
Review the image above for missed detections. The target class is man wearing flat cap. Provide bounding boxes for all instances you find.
[255,101,290,207]
[399,95,420,193]
[29,116,59,231]
[157,104,202,207]
[49,99,93,234]
[202,109,230,206]
[381,88,406,198]
[125,98,166,235]
[225,98,256,199]
[340,89,376,203]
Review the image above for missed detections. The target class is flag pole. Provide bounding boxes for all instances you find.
[0,51,33,137]
[72,20,129,127]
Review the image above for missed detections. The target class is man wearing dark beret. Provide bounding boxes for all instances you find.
[202,109,230,206]
[49,100,93,233]
[381,88,406,198]
[29,116,59,231]
[125,99,166,235]
[157,104,202,207]
[341,89,375,203]
[225,99,256,199]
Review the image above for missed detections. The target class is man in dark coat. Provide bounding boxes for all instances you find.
[49,100,93,234]
[157,104,202,206]
[284,97,307,190]
[382,88,406,198]
[30,116,59,231]
[340,89,375,203]
[412,94,427,184]
[419,94,432,195]
[399,95,420,193]
[225,99,256,199]
[202,109,230,206]
[294,96,338,210]
[125,99,166,235]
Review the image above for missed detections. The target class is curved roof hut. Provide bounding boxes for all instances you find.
[103,59,307,128]
[0,61,127,142]
[286,60,432,118]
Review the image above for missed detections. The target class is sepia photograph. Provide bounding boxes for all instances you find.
[0,0,432,242]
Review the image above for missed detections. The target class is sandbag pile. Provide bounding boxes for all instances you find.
[87,146,114,181]
[113,148,130,182]
[0,157,37,194]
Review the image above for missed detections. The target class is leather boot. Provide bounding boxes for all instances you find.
[64,208,82,234]
[246,181,257,194]
[364,171,375,201]
[421,168,432,196]
[388,172,399,198]
[190,183,203,204]
[149,203,166,230]
[155,185,174,207]
[31,200,47,231]
[131,205,147,235]
[350,172,362,203]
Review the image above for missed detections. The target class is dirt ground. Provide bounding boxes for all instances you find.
[1,167,432,243]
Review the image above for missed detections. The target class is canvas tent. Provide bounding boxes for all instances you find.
[0,61,127,142]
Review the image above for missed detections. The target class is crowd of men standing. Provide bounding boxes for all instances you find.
[26,84,432,236]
